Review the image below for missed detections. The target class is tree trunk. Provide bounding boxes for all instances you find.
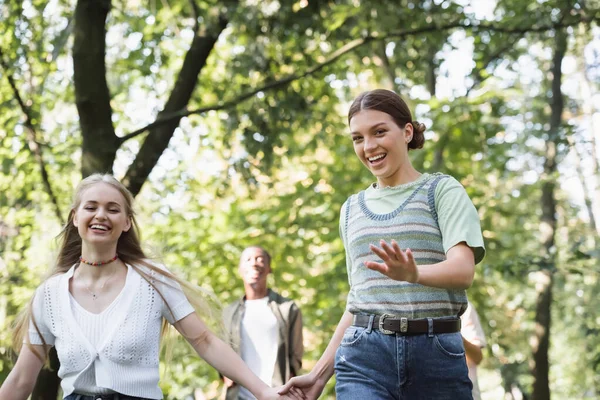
[426,46,436,97]
[531,27,567,400]
[531,268,553,400]
[73,0,120,177]
[378,41,398,92]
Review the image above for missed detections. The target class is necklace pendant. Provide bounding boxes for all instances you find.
[92,293,97,300]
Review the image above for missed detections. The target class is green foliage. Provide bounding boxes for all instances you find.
[1,0,599,398]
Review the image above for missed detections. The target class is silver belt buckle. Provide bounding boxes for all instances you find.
[378,313,395,335]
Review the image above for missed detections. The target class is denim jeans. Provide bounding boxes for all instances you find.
[64,394,152,400]
[334,316,473,399]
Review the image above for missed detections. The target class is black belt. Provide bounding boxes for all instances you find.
[353,314,461,335]
[70,394,151,400]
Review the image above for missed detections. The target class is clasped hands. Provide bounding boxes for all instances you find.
[278,372,326,400]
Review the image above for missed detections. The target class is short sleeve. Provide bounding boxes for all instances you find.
[434,177,485,264]
[460,302,487,347]
[152,266,195,325]
[28,285,56,346]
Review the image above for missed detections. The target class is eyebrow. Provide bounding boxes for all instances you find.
[351,122,388,135]
[83,201,122,207]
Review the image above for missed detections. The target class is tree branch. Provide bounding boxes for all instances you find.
[122,1,239,196]
[118,34,371,143]
[0,47,64,224]
[121,16,594,141]
[189,0,200,31]
[465,34,524,96]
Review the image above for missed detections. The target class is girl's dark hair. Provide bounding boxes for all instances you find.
[348,89,425,150]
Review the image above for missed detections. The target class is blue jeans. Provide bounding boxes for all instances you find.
[334,316,473,399]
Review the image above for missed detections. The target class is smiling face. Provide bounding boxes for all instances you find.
[239,247,271,290]
[73,182,132,250]
[350,109,413,187]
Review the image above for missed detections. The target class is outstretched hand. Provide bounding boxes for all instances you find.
[366,239,419,283]
[278,373,324,400]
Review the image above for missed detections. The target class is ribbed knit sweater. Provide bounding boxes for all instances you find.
[343,174,467,319]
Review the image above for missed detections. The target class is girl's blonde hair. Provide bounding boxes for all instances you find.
[13,173,222,362]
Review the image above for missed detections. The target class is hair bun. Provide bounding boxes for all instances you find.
[411,120,426,134]
[409,121,425,150]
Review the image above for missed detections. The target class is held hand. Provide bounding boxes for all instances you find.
[366,239,419,283]
[278,373,324,400]
[259,386,306,400]
[223,376,236,388]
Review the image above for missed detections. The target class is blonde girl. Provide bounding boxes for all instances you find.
[0,174,304,400]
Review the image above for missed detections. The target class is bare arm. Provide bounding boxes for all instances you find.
[367,241,475,289]
[415,243,475,289]
[0,344,47,400]
[279,310,354,399]
[174,313,302,400]
[463,337,483,365]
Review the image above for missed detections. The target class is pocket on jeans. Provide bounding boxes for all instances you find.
[340,326,367,347]
[433,332,465,358]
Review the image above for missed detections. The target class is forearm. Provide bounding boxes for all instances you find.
[0,344,46,400]
[0,370,37,400]
[192,331,269,397]
[416,245,475,289]
[416,261,473,289]
[310,311,354,385]
[463,337,483,365]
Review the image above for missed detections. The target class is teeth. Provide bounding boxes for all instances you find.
[90,224,109,231]
[368,154,385,162]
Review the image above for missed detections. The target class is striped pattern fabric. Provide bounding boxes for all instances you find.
[344,174,467,319]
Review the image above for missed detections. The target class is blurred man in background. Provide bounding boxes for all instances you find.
[223,246,303,400]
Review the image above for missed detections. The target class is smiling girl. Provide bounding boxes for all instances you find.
[0,174,303,400]
[280,89,485,399]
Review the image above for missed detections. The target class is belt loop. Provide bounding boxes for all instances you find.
[366,314,375,333]
[427,317,434,337]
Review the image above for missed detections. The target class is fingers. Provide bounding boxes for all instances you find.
[364,261,387,274]
[405,247,413,264]
[391,240,407,262]
[277,383,306,400]
[370,240,407,264]
[379,240,396,258]
[288,387,307,400]
[369,243,391,262]
[278,379,296,395]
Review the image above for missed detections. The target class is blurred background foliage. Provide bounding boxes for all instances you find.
[1,0,599,399]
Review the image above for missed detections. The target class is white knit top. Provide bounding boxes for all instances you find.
[29,263,195,399]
